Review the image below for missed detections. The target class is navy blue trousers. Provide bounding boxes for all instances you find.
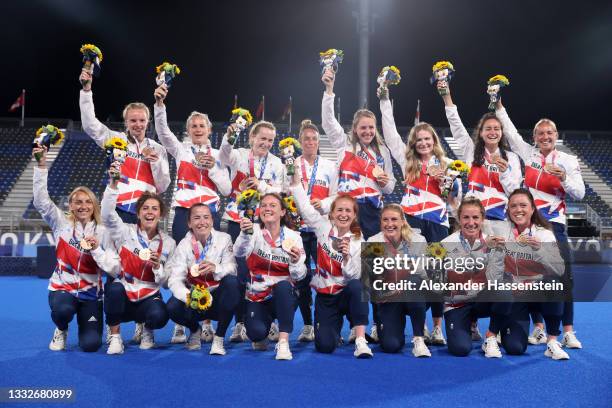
[245,280,297,342]
[228,220,249,324]
[531,221,574,327]
[48,291,103,352]
[116,207,138,224]
[445,291,528,356]
[167,275,240,337]
[314,279,369,354]
[378,301,427,353]
[104,282,169,330]
[357,201,381,240]
[297,231,317,326]
[407,216,449,319]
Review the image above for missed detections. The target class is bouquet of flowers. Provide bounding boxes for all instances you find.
[426,242,447,286]
[33,125,64,161]
[186,284,212,311]
[377,65,401,96]
[283,195,301,231]
[80,43,103,78]
[319,48,344,74]
[362,242,386,259]
[430,60,455,95]
[237,189,261,234]
[278,137,301,176]
[439,160,470,199]
[155,61,181,87]
[227,108,253,145]
[104,137,128,181]
[487,74,510,111]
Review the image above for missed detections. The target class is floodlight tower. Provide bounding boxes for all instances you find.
[353,0,372,109]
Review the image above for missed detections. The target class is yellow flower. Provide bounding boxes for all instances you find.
[427,243,447,259]
[449,159,470,174]
[284,196,297,213]
[237,189,260,205]
[35,125,64,146]
[432,60,454,73]
[488,74,510,86]
[196,285,212,311]
[53,129,65,146]
[319,49,344,58]
[364,243,385,258]
[231,108,253,125]
[104,137,127,151]
[187,285,212,311]
[279,137,301,150]
[80,44,103,62]
[379,65,401,85]
[155,61,181,75]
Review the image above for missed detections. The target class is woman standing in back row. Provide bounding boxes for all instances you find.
[495,99,584,350]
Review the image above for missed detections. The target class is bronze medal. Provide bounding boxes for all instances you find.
[80,239,92,251]
[190,264,201,277]
[139,248,152,261]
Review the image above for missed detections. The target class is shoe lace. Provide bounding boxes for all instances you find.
[487,337,500,352]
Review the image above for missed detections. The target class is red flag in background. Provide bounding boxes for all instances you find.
[9,91,25,112]
[414,99,421,126]
[281,97,292,121]
[255,96,265,120]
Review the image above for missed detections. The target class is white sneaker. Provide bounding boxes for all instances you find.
[471,324,482,341]
[170,324,187,344]
[528,326,547,345]
[412,336,431,358]
[252,339,268,351]
[49,328,67,351]
[107,334,124,355]
[105,324,112,344]
[201,322,215,343]
[423,325,432,344]
[132,322,143,344]
[369,325,379,343]
[545,340,570,360]
[562,331,582,349]
[210,335,226,356]
[230,322,248,343]
[348,327,357,344]
[354,337,373,358]
[268,322,280,342]
[482,335,502,358]
[139,327,155,350]
[275,339,293,360]
[297,325,315,342]
[430,325,447,345]
[497,332,502,345]
[186,328,202,351]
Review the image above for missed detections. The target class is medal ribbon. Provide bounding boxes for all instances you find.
[301,156,319,196]
[249,151,268,180]
[192,233,213,263]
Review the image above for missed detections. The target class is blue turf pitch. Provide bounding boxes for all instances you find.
[0,276,610,408]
